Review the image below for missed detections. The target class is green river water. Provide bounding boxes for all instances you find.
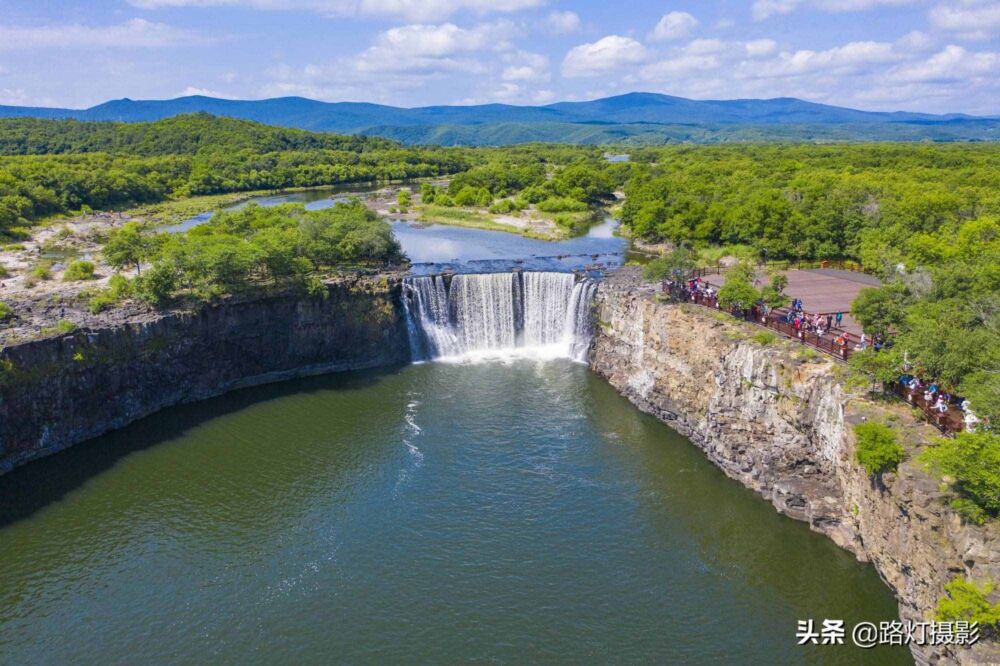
[0,360,908,664]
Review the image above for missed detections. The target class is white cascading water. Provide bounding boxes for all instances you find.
[403,271,598,363]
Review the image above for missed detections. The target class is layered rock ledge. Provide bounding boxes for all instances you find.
[0,275,409,474]
[589,268,1000,665]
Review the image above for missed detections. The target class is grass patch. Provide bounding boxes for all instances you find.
[29,263,53,281]
[753,330,777,345]
[40,319,77,337]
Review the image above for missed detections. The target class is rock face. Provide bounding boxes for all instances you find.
[589,270,1000,665]
[0,276,409,474]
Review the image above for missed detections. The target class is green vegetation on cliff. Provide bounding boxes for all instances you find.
[853,422,904,476]
[921,432,1000,523]
[935,577,1000,626]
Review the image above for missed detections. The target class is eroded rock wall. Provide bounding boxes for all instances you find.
[590,271,1000,665]
[0,276,409,474]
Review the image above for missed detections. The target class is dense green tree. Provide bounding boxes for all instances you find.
[851,284,909,338]
[642,247,696,282]
[717,268,760,311]
[921,432,1000,521]
[103,222,151,274]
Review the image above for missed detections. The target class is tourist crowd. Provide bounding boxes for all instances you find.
[660,275,977,434]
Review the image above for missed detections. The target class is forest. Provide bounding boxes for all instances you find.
[0,114,471,235]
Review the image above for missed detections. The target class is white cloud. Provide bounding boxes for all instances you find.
[353,21,512,74]
[257,20,516,103]
[641,54,720,78]
[750,40,899,77]
[359,0,542,20]
[745,38,778,57]
[459,83,555,105]
[649,11,699,41]
[546,10,581,34]
[752,0,802,20]
[177,86,237,98]
[889,44,999,82]
[930,1,1000,40]
[501,51,549,82]
[686,38,725,55]
[895,30,934,52]
[562,35,648,77]
[752,0,919,21]
[128,0,543,20]
[0,19,209,49]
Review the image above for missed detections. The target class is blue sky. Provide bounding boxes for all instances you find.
[0,0,997,114]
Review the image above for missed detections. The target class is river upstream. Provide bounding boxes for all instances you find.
[0,189,909,664]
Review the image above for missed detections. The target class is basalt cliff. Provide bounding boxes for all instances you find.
[589,268,1000,665]
[0,276,409,474]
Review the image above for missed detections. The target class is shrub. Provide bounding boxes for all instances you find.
[62,260,95,281]
[41,319,76,336]
[0,301,13,321]
[848,347,900,393]
[760,285,790,309]
[920,431,1000,518]
[396,189,412,209]
[108,274,133,299]
[0,264,8,278]
[489,198,523,215]
[717,274,760,311]
[553,213,581,231]
[753,331,777,345]
[134,262,177,306]
[29,264,52,281]
[950,498,989,525]
[936,577,1000,625]
[88,292,118,314]
[642,247,697,282]
[453,185,491,208]
[537,196,589,213]
[854,421,904,475]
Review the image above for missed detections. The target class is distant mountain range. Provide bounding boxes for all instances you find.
[1,92,995,145]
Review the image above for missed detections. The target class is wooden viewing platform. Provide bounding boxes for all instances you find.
[665,285,968,436]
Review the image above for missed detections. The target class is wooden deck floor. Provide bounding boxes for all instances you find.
[705,268,881,336]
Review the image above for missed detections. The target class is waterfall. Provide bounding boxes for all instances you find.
[403,272,598,363]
